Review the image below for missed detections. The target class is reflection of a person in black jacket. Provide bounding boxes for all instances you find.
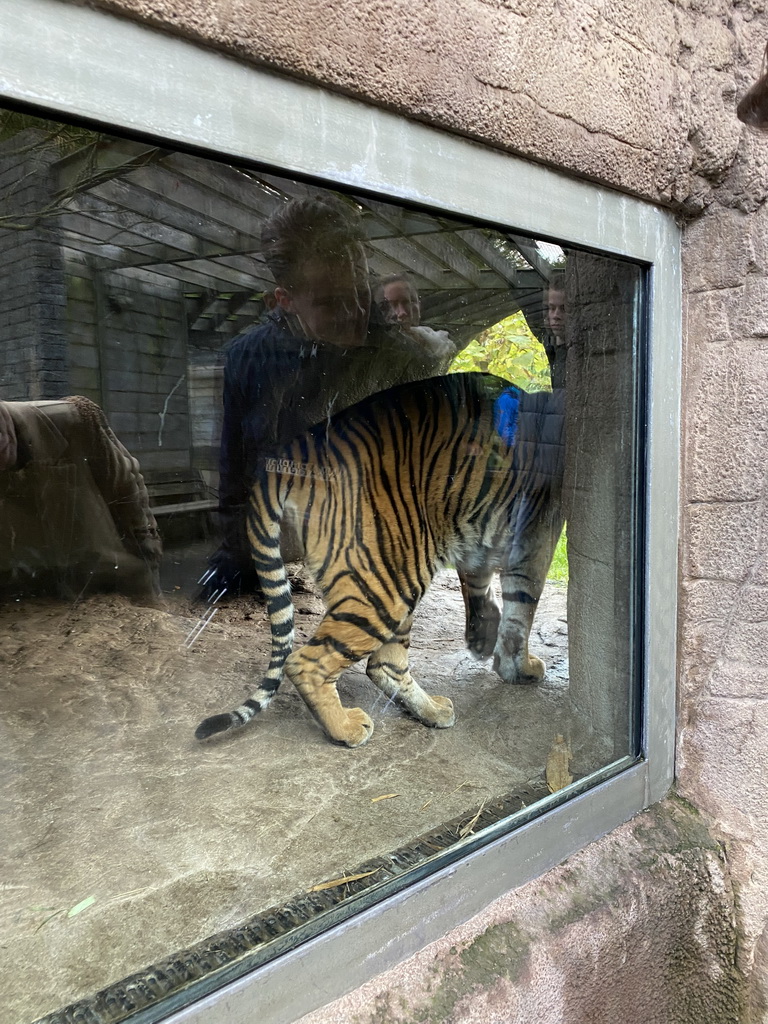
[202,196,448,599]
[542,270,567,390]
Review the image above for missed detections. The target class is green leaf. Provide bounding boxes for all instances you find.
[67,896,96,918]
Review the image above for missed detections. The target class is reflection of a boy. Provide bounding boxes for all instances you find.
[206,197,448,597]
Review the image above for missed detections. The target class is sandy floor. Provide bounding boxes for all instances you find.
[0,567,572,1024]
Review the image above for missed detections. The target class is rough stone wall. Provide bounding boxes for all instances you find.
[679,158,768,1021]
[54,0,768,1018]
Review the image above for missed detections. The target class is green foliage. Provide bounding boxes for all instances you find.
[449,311,551,391]
[548,527,568,584]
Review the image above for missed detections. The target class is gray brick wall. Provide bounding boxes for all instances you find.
[0,129,68,400]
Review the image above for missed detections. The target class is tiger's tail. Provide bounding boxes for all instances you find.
[195,468,293,741]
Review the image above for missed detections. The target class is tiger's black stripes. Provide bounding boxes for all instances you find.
[195,373,562,747]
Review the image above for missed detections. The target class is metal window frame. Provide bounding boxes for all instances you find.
[1,2,680,1022]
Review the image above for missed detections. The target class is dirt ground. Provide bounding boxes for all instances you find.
[0,565,571,1024]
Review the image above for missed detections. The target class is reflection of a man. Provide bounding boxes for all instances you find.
[205,198,448,598]
[545,282,566,343]
[274,217,371,350]
[377,273,421,327]
[461,267,567,685]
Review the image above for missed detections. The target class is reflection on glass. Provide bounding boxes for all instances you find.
[0,109,643,1023]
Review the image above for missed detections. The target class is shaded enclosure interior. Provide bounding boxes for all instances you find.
[0,115,642,1024]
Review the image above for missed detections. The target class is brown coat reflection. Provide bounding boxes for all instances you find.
[0,396,161,600]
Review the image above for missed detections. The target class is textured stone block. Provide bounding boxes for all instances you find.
[686,344,768,503]
[679,578,740,690]
[684,207,755,292]
[679,697,768,943]
[686,501,762,582]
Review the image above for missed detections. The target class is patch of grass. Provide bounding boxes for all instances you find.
[547,527,568,584]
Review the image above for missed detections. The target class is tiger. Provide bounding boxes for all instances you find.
[195,372,565,748]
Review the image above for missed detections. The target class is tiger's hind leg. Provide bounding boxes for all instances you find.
[459,566,501,659]
[366,625,455,730]
[284,615,380,747]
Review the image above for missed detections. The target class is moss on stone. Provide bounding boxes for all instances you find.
[353,920,532,1024]
[545,878,625,932]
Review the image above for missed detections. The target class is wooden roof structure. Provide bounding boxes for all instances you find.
[52,137,563,348]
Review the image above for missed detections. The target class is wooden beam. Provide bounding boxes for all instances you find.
[126,161,266,238]
[53,137,164,200]
[507,234,552,281]
[69,190,208,259]
[368,235,468,289]
[454,229,524,283]
[93,176,261,253]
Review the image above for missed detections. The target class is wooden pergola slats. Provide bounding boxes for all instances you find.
[50,138,556,347]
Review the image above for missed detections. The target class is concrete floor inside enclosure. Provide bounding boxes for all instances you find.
[0,548,589,1024]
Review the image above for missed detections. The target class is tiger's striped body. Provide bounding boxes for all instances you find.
[195,373,563,747]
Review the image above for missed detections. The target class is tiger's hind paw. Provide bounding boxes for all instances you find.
[423,695,455,729]
[466,632,496,659]
[330,707,374,748]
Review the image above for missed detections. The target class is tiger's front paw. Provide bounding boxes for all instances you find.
[493,650,545,685]
[331,707,374,747]
[465,606,500,659]
[424,695,455,729]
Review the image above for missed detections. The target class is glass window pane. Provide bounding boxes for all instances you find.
[0,109,644,1023]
